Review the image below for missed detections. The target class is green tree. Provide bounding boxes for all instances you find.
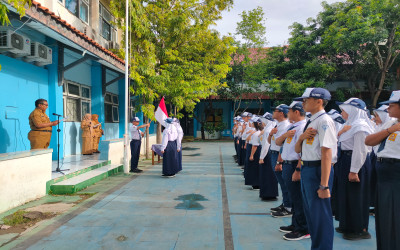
[0,0,31,26]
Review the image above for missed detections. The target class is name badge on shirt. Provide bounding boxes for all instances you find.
[272,136,275,141]
[286,137,293,144]
[306,137,314,145]
[260,136,263,142]
[388,133,397,142]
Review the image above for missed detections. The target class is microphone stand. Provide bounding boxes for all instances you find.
[52,114,69,175]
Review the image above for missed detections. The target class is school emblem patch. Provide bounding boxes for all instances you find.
[388,133,397,142]
[306,137,314,145]
[322,125,329,131]
[286,137,293,144]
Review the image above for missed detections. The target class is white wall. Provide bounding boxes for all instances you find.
[0,150,52,213]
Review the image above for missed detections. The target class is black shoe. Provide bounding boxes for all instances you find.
[252,186,260,190]
[279,224,295,233]
[283,231,310,241]
[261,197,278,201]
[335,227,344,233]
[270,204,284,212]
[272,208,292,218]
[343,231,371,240]
[130,168,143,173]
[162,174,175,178]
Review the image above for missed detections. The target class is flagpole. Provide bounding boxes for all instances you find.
[123,0,130,174]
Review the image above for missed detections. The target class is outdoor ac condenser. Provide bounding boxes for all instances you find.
[0,28,31,57]
[24,42,53,66]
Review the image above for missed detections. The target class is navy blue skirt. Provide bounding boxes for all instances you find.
[162,140,178,175]
[336,150,371,233]
[244,143,252,179]
[239,139,246,166]
[245,145,261,186]
[177,147,182,172]
[259,150,279,198]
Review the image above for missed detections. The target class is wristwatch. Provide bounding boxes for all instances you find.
[295,167,301,172]
[319,185,329,190]
[276,161,283,165]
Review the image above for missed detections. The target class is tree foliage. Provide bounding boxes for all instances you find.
[0,0,31,26]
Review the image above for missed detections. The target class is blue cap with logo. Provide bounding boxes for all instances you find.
[294,87,332,101]
[379,90,400,105]
[241,112,249,117]
[289,101,304,112]
[272,104,289,115]
[336,98,367,111]
[374,105,389,113]
[262,112,274,121]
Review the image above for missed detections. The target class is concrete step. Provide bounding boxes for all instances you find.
[50,164,123,194]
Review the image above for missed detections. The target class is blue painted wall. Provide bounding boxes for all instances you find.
[0,55,49,154]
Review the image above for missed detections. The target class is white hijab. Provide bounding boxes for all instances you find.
[339,104,375,142]
[374,108,394,130]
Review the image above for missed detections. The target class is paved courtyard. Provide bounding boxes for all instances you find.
[13,142,376,250]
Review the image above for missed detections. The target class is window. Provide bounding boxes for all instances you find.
[104,92,119,122]
[129,100,135,121]
[206,109,223,125]
[65,0,89,24]
[99,4,116,41]
[63,81,91,121]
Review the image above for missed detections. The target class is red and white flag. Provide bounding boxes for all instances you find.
[155,96,168,127]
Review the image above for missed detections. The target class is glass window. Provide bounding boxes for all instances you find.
[112,106,119,122]
[101,20,111,40]
[112,95,119,105]
[68,83,80,96]
[81,100,90,117]
[66,98,80,121]
[105,93,112,103]
[81,86,90,98]
[100,3,114,41]
[105,103,113,122]
[79,0,89,23]
[65,0,78,15]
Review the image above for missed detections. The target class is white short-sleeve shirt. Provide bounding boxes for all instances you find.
[250,131,261,146]
[281,120,306,161]
[270,120,291,152]
[241,122,250,140]
[301,110,338,162]
[376,120,400,159]
[130,124,142,140]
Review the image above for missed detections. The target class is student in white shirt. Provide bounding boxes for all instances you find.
[336,98,374,240]
[246,118,263,190]
[267,104,292,214]
[161,118,179,177]
[294,87,337,250]
[258,112,279,200]
[173,118,184,172]
[129,117,150,173]
[365,90,400,250]
[274,101,309,240]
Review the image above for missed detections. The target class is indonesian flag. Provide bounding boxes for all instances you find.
[155,96,168,127]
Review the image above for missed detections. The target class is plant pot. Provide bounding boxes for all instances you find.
[205,131,221,139]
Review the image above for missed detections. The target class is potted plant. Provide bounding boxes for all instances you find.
[203,122,226,139]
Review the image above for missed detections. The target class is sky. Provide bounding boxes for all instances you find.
[214,0,345,47]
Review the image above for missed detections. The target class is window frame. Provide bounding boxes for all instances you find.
[99,3,116,41]
[63,80,91,122]
[104,92,119,123]
[64,0,90,25]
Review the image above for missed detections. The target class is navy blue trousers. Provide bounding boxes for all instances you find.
[270,150,291,207]
[282,162,308,233]
[239,139,246,166]
[259,150,279,198]
[130,139,141,170]
[244,143,252,180]
[234,137,238,158]
[301,164,334,250]
[375,161,400,250]
[162,140,178,175]
[245,145,260,186]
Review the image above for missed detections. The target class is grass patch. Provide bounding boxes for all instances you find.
[2,210,29,226]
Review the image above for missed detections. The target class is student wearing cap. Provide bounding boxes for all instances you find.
[365,90,400,250]
[129,117,151,173]
[172,118,184,172]
[235,118,244,164]
[336,98,374,240]
[268,104,292,214]
[259,113,279,200]
[161,118,179,177]
[233,116,241,162]
[246,117,262,189]
[238,112,250,166]
[274,101,309,240]
[294,87,337,250]
[327,109,345,133]
[244,116,256,180]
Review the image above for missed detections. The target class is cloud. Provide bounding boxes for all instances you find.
[213,0,345,46]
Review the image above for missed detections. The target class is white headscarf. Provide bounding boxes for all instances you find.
[339,104,375,142]
[374,105,394,130]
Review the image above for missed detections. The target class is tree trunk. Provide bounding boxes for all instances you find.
[200,122,205,140]
[156,122,162,144]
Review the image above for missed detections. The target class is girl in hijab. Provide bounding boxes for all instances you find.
[161,118,179,177]
[173,118,184,173]
[245,117,261,189]
[258,113,279,200]
[336,98,374,240]
[91,114,103,153]
[81,113,94,155]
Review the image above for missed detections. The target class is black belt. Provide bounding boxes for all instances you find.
[283,160,298,164]
[270,150,279,154]
[377,157,400,163]
[32,130,52,132]
[341,150,352,156]
[131,139,141,141]
[302,160,321,167]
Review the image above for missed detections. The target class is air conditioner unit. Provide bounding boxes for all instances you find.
[24,42,52,66]
[0,28,31,57]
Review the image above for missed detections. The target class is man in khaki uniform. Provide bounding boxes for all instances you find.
[28,99,59,149]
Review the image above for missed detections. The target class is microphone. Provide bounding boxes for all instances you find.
[53,113,64,117]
